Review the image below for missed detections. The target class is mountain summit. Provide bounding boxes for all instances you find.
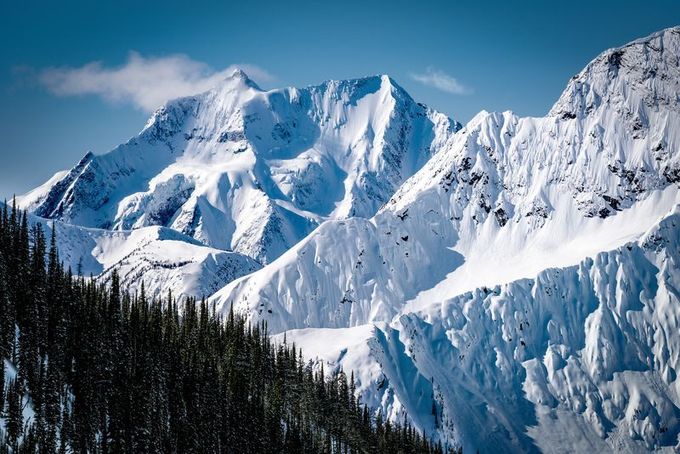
[20,74,458,264]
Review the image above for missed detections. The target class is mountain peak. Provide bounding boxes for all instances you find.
[549,26,680,119]
[378,74,410,96]
[23,66,457,264]
[231,67,249,79]
[221,67,262,91]
[378,73,396,86]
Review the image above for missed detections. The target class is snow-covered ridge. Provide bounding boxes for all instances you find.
[282,204,680,452]
[20,71,459,264]
[214,26,680,330]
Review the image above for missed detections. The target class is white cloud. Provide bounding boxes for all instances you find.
[35,52,275,112]
[410,67,471,95]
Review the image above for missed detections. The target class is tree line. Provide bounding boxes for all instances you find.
[0,201,457,453]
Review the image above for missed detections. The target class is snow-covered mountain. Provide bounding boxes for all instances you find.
[276,206,680,453]
[212,27,680,452]
[15,23,680,453]
[19,72,458,264]
[80,226,261,300]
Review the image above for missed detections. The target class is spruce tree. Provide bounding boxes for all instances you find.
[0,204,453,453]
[5,378,23,450]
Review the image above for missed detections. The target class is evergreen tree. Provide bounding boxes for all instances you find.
[0,203,455,454]
[5,378,23,450]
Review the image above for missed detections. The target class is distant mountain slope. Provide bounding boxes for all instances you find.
[19,72,458,264]
[1,202,260,299]
[212,26,680,452]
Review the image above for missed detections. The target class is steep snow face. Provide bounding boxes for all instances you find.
[212,27,680,451]
[19,71,457,264]
[213,188,680,333]
[269,206,680,453]
[394,206,680,452]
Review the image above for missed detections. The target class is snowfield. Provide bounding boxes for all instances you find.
[18,25,680,453]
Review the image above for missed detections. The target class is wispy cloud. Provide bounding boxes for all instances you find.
[30,52,275,112]
[410,67,471,95]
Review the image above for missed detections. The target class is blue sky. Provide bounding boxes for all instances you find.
[1,0,679,198]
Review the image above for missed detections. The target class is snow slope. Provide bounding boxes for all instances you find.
[85,226,261,300]
[214,27,680,452]
[19,72,458,264]
[1,202,260,300]
[279,207,680,452]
